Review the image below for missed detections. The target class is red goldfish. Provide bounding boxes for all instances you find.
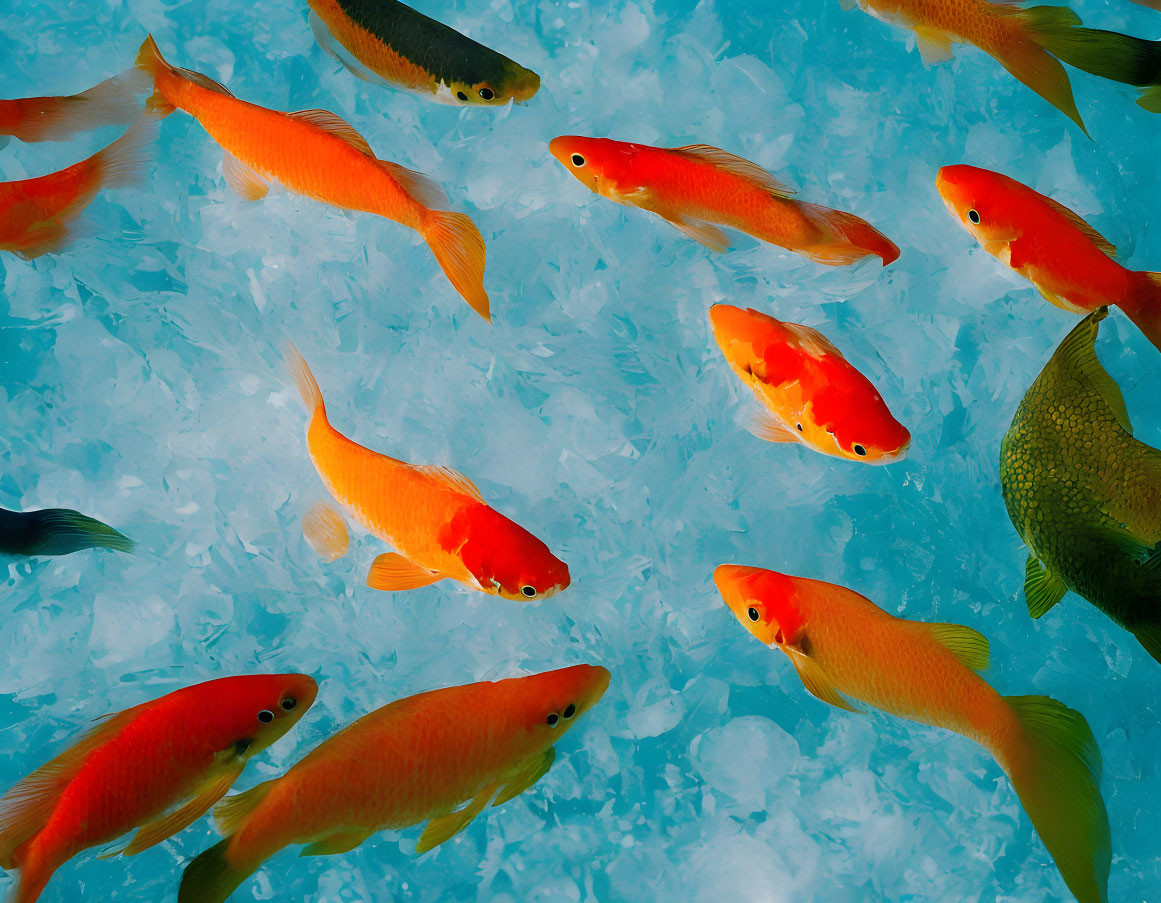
[549,136,899,267]
[709,304,910,463]
[178,665,610,903]
[0,117,154,259]
[285,342,570,599]
[0,674,317,903]
[937,164,1161,351]
[0,71,145,144]
[135,36,489,320]
[715,565,1110,903]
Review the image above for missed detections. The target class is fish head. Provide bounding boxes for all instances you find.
[714,564,806,649]
[209,673,319,759]
[811,374,911,465]
[549,135,631,199]
[506,664,611,741]
[936,164,1019,249]
[453,507,571,601]
[448,61,541,106]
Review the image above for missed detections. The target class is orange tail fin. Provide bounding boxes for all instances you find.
[1125,272,1161,352]
[420,210,490,321]
[134,35,177,116]
[798,203,900,267]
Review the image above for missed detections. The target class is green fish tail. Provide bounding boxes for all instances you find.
[0,507,135,557]
[178,838,259,903]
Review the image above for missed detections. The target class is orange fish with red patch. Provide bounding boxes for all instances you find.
[0,71,146,145]
[284,342,570,600]
[135,36,489,320]
[938,164,1161,351]
[549,136,899,267]
[709,304,910,463]
[0,674,317,903]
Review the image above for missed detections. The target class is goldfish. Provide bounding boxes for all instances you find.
[0,505,134,557]
[548,137,899,267]
[845,0,1161,129]
[0,116,154,259]
[708,304,910,463]
[178,665,610,903]
[0,674,318,903]
[134,36,490,320]
[0,70,146,144]
[308,0,540,105]
[715,564,1110,903]
[284,342,570,600]
[937,164,1161,351]
[1001,308,1161,664]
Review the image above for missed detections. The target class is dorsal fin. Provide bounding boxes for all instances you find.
[1041,195,1117,258]
[377,161,448,209]
[176,66,234,97]
[213,779,276,835]
[415,465,485,503]
[781,321,845,360]
[669,145,796,198]
[288,109,374,157]
[1050,307,1132,434]
[919,622,991,672]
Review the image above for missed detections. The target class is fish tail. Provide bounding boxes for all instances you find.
[997,695,1110,903]
[1123,271,1161,352]
[11,69,148,143]
[282,341,327,425]
[420,209,490,321]
[797,204,900,267]
[4,842,55,903]
[20,508,135,556]
[87,114,158,192]
[178,838,260,903]
[134,34,177,116]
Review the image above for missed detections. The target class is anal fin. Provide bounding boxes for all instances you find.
[914,26,955,64]
[303,502,349,563]
[366,553,445,592]
[1024,555,1067,619]
[300,828,373,857]
[416,783,499,854]
[492,748,555,808]
[222,152,268,201]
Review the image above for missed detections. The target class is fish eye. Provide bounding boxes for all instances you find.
[521,585,536,597]
[853,444,867,456]
[747,607,760,622]
[967,209,981,225]
[478,87,495,100]
[281,697,296,711]
[796,423,803,432]
[546,712,559,727]
[456,91,468,101]
[571,153,585,167]
[563,703,576,719]
[257,710,274,724]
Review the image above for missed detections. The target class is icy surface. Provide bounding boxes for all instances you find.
[1,0,1160,901]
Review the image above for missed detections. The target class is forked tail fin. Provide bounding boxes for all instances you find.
[999,695,1110,903]
[420,210,490,321]
[1124,272,1161,352]
[798,203,900,267]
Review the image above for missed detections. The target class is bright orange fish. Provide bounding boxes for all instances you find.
[938,164,1161,351]
[0,117,153,259]
[285,342,570,600]
[135,36,489,320]
[715,564,1110,903]
[178,665,610,903]
[709,304,910,463]
[0,674,317,903]
[0,71,146,144]
[549,136,899,267]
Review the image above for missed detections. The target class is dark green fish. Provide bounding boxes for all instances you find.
[1001,307,1161,663]
[308,0,540,106]
[0,505,135,557]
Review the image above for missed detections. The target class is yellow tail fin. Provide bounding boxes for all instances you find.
[421,210,490,321]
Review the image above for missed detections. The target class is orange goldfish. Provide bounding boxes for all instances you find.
[0,117,154,259]
[709,304,910,463]
[285,342,570,600]
[0,71,146,144]
[549,137,899,267]
[937,164,1161,351]
[135,36,489,320]
[715,564,1110,903]
[0,674,317,903]
[178,665,610,903]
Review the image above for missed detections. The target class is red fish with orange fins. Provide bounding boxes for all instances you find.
[938,164,1161,351]
[134,36,489,320]
[709,304,910,463]
[0,71,146,144]
[285,342,570,600]
[0,674,317,903]
[549,136,899,267]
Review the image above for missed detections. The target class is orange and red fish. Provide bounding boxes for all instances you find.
[178,665,610,903]
[715,564,1110,903]
[709,304,910,463]
[937,164,1161,351]
[549,137,899,267]
[0,117,154,259]
[135,36,489,320]
[0,674,317,903]
[285,342,570,599]
[0,71,146,144]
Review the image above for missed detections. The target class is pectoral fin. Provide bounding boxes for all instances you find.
[749,410,799,443]
[366,553,445,592]
[914,26,954,64]
[663,215,731,252]
[492,748,555,807]
[786,649,861,712]
[1024,555,1067,619]
[303,502,349,563]
[222,152,269,201]
[416,783,499,854]
[300,829,374,857]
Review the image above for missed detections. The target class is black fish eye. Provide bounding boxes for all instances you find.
[521,585,536,597]
[747,607,759,622]
[571,153,585,167]
[796,423,803,432]
[968,209,981,225]
[257,710,274,724]
[281,697,296,711]
[546,712,559,727]
[563,703,576,719]
[478,87,495,100]
[853,444,867,456]
[456,91,468,101]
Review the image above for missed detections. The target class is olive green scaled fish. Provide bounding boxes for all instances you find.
[1001,307,1161,663]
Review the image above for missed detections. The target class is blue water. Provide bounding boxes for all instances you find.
[2,0,1161,900]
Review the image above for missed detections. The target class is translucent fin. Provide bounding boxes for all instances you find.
[797,203,901,267]
[787,649,861,712]
[302,502,349,562]
[668,145,796,197]
[1025,555,1068,619]
[914,26,955,64]
[664,215,731,252]
[749,410,799,444]
[309,10,388,87]
[492,748,555,807]
[415,784,498,855]
[283,341,326,417]
[212,779,276,835]
[921,622,990,672]
[175,67,233,96]
[366,553,445,592]
[300,829,373,857]
[4,69,147,143]
[1050,308,1132,434]
[378,161,448,209]
[222,151,268,201]
[420,210,490,321]
[414,465,485,503]
[989,8,1087,134]
[1039,196,1116,257]
[288,109,373,156]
